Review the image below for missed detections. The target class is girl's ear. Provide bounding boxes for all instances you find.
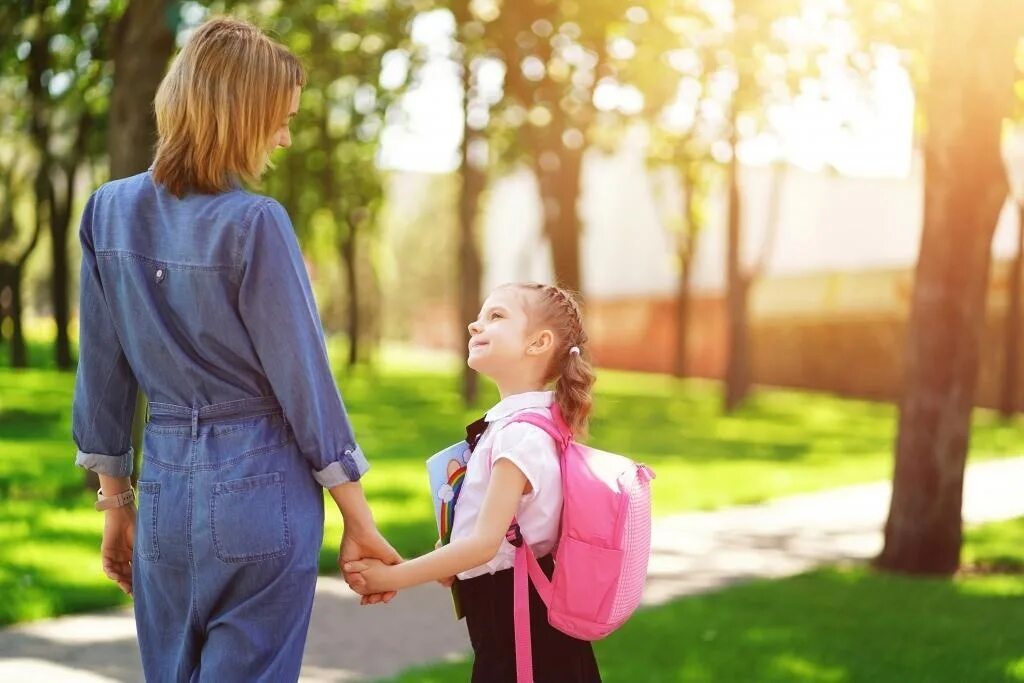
[527,329,555,356]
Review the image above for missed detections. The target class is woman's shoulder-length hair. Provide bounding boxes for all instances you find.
[151,17,305,197]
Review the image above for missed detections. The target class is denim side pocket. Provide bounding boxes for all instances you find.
[136,482,161,562]
[210,471,290,563]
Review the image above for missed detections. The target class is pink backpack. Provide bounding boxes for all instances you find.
[499,405,656,683]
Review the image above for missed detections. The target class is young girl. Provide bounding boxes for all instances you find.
[344,282,602,682]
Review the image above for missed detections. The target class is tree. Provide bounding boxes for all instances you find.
[1002,169,1024,419]
[721,0,809,412]
[478,1,652,292]
[108,0,177,180]
[7,0,117,370]
[0,150,42,368]
[252,0,416,368]
[629,7,722,379]
[1000,108,1024,418]
[877,0,1023,575]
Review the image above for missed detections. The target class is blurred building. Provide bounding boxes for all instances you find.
[403,130,1024,408]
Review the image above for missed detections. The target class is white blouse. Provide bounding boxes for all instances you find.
[450,391,563,580]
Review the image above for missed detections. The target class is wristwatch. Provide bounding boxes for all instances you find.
[95,487,136,511]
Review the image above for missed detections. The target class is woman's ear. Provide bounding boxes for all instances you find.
[527,329,555,356]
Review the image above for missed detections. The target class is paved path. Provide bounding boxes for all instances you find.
[2,457,1022,682]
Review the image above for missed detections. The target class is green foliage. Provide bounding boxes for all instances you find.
[3,337,1024,625]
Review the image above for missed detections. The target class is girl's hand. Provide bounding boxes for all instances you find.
[343,558,391,596]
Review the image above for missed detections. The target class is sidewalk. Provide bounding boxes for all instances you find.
[2,457,1022,682]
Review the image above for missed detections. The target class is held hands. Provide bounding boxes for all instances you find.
[339,525,401,605]
[342,557,391,596]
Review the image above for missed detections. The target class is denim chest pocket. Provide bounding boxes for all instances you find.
[136,481,161,562]
[210,471,291,563]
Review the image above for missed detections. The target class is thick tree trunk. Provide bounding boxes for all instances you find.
[530,90,583,294]
[539,142,583,293]
[548,145,589,294]
[1000,201,1024,418]
[877,0,1020,576]
[109,0,175,178]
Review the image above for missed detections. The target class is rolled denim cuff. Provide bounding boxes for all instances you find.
[75,447,134,478]
[313,444,370,488]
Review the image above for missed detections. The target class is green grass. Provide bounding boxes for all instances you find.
[2,336,1023,626]
[381,517,1024,683]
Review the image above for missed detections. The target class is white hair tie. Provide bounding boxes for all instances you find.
[569,346,581,356]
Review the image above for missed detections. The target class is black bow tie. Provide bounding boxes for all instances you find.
[465,416,488,452]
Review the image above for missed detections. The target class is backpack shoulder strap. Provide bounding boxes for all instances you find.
[501,409,568,683]
[506,408,571,451]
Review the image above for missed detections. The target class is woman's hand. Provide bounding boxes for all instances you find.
[102,505,136,596]
[340,526,401,605]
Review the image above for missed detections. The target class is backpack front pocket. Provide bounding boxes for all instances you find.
[552,535,623,624]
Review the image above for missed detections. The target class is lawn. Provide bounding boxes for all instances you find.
[381,517,1024,683]
[1,337,1023,625]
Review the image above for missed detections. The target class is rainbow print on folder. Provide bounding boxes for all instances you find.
[426,441,472,620]
[439,464,468,543]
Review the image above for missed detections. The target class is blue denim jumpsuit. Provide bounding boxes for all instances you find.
[72,171,369,682]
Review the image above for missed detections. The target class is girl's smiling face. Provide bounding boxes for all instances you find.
[466,287,531,377]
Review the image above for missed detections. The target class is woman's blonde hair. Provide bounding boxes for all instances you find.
[505,282,596,439]
[152,17,305,197]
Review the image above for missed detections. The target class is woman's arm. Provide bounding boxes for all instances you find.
[238,199,370,489]
[344,459,528,594]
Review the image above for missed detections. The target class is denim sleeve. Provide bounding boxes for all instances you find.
[72,192,139,478]
[238,199,369,487]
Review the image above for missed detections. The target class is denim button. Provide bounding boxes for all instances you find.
[155,268,165,283]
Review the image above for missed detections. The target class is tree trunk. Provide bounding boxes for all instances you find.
[2,188,44,369]
[675,247,694,379]
[675,169,698,379]
[540,142,583,293]
[109,0,175,178]
[877,0,1020,576]
[9,273,26,368]
[50,164,76,370]
[1000,200,1024,418]
[723,122,749,412]
[457,72,485,406]
[341,231,359,368]
[0,264,29,368]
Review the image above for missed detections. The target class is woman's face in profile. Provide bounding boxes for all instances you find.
[271,86,301,150]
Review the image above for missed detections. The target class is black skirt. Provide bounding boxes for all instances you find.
[457,555,602,683]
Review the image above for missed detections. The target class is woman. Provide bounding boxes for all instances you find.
[71,17,397,682]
